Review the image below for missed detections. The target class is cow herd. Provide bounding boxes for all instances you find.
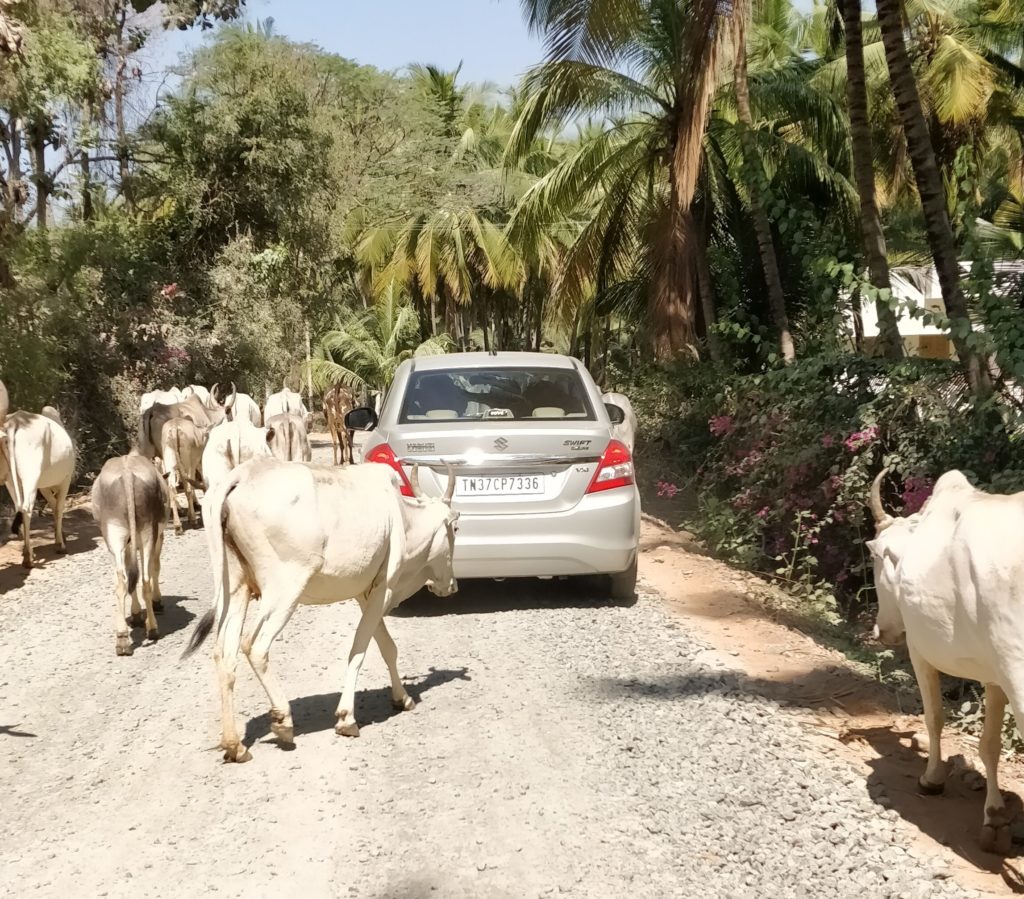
[7,371,1024,854]
[0,376,463,761]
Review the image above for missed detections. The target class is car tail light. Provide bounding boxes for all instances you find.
[364,444,414,497]
[586,439,635,493]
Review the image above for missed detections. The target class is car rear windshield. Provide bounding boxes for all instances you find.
[399,367,595,423]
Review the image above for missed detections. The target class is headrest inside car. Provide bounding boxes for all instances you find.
[532,407,565,418]
[424,409,459,419]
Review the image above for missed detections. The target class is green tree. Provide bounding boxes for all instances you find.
[510,0,738,360]
[310,284,451,397]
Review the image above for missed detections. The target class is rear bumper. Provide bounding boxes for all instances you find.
[452,486,640,579]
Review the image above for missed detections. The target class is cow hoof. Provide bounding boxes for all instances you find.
[174,526,183,536]
[153,599,165,616]
[271,722,295,745]
[222,744,252,764]
[128,612,146,628]
[115,641,133,657]
[55,545,66,555]
[146,628,159,642]
[392,694,415,711]
[335,720,360,738]
[21,559,31,570]
[980,823,1012,855]
[918,776,945,796]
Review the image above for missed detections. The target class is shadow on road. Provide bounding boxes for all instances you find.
[0,723,37,739]
[243,665,471,748]
[0,507,102,594]
[393,577,637,617]
[598,670,1024,888]
[127,595,196,650]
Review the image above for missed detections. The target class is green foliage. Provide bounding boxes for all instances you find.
[639,353,1024,621]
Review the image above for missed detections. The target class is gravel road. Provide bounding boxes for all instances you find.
[0,442,976,898]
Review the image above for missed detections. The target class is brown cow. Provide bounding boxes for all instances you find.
[323,384,356,465]
[91,450,167,655]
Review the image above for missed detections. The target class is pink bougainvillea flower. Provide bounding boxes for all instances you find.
[901,476,934,515]
[843,424,879,452]
[160,283,179,299]
[656,480,680,499]
[709,415,735,437]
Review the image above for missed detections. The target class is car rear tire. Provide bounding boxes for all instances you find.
[608,557,638,600]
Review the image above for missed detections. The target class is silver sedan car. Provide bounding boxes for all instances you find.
[346,351,641,598]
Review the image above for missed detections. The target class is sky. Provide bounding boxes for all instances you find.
[146,0,545,89]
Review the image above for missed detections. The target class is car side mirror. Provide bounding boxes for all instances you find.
[604,403,625,425]
[345,406,378,431]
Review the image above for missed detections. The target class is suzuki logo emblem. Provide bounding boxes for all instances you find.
[494,437,509,451]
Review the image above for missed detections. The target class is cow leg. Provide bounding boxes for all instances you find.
[215,578,253,763]
[335,587,390,737]
[113,565,133,656]
[374,619,414,711]
[184,479,197,525]
[979,683,1012,854]
[139,545,159,643]
[909,645,947,793]
[39,483,68,554]
[151,527,165,616]
[165,476,182,535]
[242,594,300,746]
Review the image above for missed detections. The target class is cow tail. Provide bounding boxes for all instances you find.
[181,468,239,660]
[122,464,141,596]
[8,423,24,534]
[286,417,294,462]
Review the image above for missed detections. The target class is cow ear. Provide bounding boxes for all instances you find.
[265,427,275,443]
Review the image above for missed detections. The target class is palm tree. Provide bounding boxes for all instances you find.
[732,7,795,362]
[309,285,451,402]
[510,0,738,360]
[840,0,903,360]
[875,0,989,393]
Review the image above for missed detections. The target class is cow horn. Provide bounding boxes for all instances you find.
[211,382,221,404]
[869,469,894,531]
[409,464,423,498]
[443,462,456,504]
[227,383,237,408]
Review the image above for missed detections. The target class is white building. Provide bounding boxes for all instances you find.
[850,262,1024,359]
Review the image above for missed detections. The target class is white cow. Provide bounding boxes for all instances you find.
[265,412,312,463]
[161,417,210,533]
[91,450,167,655]
[226,392,262,427]
[867,469,1021,853]
[182,458,459,762]
[0,410,75,568]
[180,384,213,407]
[601,391,637,453]
[264,387,311,430]
[140,388,183,413]
[201,419,273,492]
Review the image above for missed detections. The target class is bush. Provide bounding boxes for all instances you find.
[629,353,1024,622]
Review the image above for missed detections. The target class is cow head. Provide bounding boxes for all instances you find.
[409,463,459,597]
[865,470,910,646]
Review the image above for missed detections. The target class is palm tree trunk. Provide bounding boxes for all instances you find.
[876,0,988,393]
[114,3,132,207]
[844,0,902,361]
[734,19,794,364]
[694,212,721,362]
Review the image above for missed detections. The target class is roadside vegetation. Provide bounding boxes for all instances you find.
[2,0,1024,666]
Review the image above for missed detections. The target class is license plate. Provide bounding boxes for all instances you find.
[457,474,544,496]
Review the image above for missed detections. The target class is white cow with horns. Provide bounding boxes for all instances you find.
[182,457,459,763]
[866,468,1024,854]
